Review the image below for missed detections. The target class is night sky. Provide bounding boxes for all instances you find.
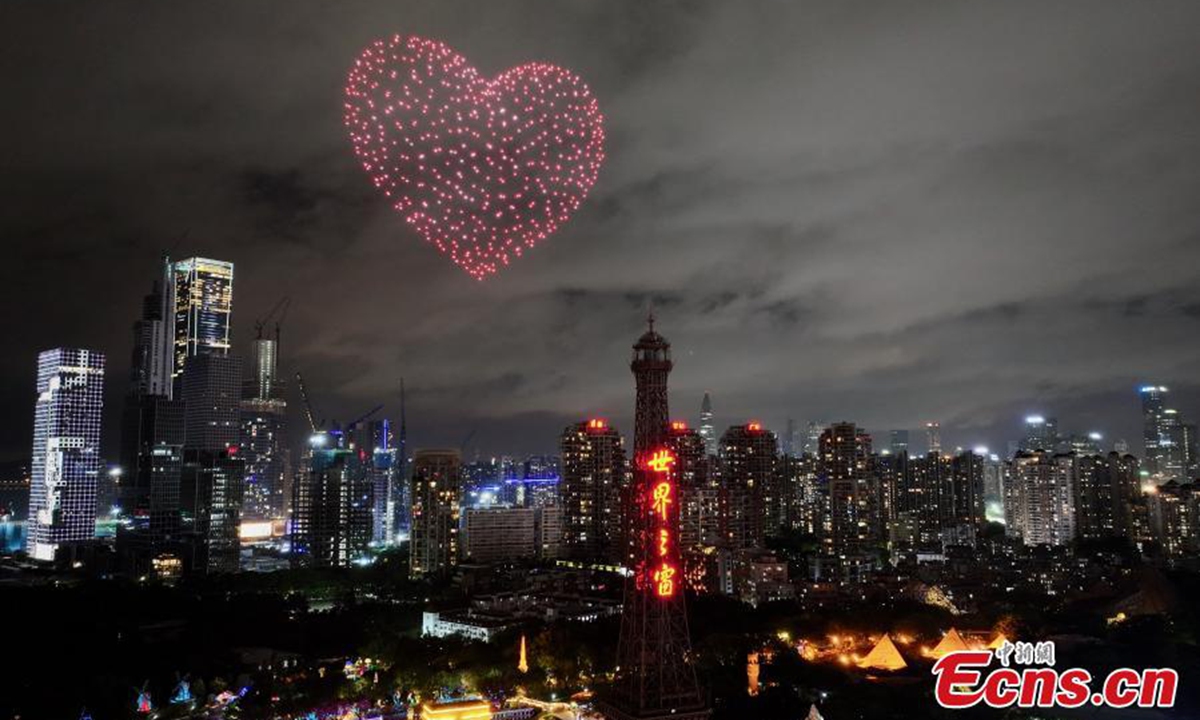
[3,1,1200,463]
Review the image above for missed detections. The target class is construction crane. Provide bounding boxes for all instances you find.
[294,371,321,432]
[255,296,291,342]
[346,404,384,428]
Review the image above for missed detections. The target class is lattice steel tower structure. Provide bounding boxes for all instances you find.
[600,314,709,720]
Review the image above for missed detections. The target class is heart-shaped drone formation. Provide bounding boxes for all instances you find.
[344,35,606,279]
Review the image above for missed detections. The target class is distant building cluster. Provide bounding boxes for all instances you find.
[12,256,1200,602]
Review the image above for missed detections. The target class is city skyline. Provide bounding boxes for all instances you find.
[6,4,1200,718]
[4,1,1200,463]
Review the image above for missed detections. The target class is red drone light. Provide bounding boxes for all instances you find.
[343,35,606,280]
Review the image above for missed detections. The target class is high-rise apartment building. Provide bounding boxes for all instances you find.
[1075,452,1140,540]
[1005,451,1077,547]
[560,419,626,565]
[719,422,779,550]
[668,421,712,551]
[26,349,106,561]
[896,451,950,547]
[780,452,823,537]
[290,430,372,568]
[1146,480,1200,557]
[409,449,462,576]
[460,507,538,563]
[819,422,875,549]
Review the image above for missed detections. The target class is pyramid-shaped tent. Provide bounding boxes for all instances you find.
[986,633,1010,650]
[930,628,970,659]
[805,704,825,720]
[858,634,908,671]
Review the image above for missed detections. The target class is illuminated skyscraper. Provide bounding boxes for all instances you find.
[925,421,942,455]
[291,430,372,568]
[698,393,715,456]
[1075,452,1140,540]
[819,422,875,549]
[1141,385,1169,474]
[170,257,234,387]
[240,331,288,520]
[947,450,986,537]
[409,449,462,576]
[560,419,626,565]
[719,422,779,548]
[1019,415,1060,453]
[1140,386,1195,481]
[667,420,711,550]
[889,429,909,456]
[1146,480,1200,557]
[26,348,106,561]
[896,451,950,547]
[346,418,396,544]
[1005,451,1076,547]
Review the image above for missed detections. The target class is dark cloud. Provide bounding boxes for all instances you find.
[2,0,1200,461]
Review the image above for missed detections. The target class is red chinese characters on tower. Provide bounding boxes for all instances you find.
[644,447,678,598]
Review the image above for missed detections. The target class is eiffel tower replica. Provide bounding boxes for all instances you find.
[597,313,710,720]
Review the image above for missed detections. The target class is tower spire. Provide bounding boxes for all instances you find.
[630,312,672,455]
[603,314,708,720]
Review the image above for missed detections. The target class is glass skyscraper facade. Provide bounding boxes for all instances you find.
[240,337,288,520]
[26,348,106,561]
[1141,385,1198,481]
[170,257,234,385]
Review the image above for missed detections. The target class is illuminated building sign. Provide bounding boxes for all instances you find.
[587,418,608,431]
[643,446,679,598]
[419,699,493,720]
